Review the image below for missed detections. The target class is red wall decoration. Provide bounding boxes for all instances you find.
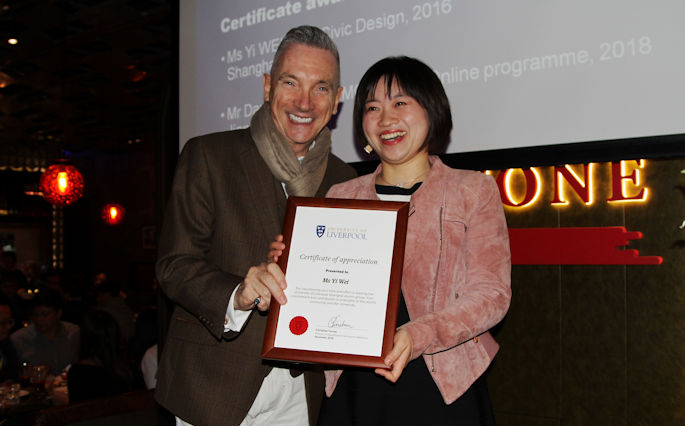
[508,227,663,265]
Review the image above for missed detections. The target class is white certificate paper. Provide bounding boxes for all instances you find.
[273,206,397,357]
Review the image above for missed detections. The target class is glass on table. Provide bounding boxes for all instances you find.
[30,365,49,393]
[19,362,32,388]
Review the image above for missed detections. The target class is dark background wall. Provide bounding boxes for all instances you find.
[68,148,159,312]
[0,144,159,315]
[486,156,685,425]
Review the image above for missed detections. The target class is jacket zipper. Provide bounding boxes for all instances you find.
[428,205,444,373]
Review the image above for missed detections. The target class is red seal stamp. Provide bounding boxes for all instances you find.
[289,316,308,335]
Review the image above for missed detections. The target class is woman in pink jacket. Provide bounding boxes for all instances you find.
[273,56,511,425]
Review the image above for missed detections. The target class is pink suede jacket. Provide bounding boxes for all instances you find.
[325,156,511,404]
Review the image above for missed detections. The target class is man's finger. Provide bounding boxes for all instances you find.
[262,275,286,305]
[235,280,265,311]
[265,262,287,290]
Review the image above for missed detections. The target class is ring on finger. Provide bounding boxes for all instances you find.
[253,297,261,307]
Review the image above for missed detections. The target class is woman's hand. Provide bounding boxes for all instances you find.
[374,329,413,382]
[268,234,286,263]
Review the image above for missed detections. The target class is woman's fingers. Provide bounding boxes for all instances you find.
[268,234,286,262]
[374,329,412,382]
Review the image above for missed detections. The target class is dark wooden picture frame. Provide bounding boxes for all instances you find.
[262,196,409,368]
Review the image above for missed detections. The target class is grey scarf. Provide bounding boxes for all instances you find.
[250,103,330,197]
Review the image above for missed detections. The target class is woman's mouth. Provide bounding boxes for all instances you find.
[380,131,406,144]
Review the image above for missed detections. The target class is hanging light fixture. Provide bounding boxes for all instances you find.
[39,161,84,206]
[102,203,126,226]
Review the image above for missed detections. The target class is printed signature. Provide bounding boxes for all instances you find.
[327,314,352,328]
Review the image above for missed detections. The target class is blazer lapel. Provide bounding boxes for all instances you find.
[239,143,286,240]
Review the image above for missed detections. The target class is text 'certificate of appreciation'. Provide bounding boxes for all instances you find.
[262,197,408,368]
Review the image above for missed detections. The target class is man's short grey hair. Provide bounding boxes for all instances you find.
[271,25,341,85]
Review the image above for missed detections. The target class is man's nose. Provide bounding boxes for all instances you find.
[295,90,313,111]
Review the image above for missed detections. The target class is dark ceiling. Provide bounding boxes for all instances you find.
[0,0,173,163]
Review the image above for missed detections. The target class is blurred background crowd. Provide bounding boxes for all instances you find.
[0,247,159,406]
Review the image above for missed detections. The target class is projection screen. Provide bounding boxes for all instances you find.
[179,0,685,164]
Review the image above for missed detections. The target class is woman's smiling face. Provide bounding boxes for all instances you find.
[362,78,429,166]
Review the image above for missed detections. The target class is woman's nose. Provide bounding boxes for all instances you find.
[379,109,397,126]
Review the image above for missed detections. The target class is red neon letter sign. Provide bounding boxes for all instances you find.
[551,163,593,205]
[495,168,540,207]
[607,160,647,203]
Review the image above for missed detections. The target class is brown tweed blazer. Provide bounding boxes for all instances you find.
[155,128,356,426]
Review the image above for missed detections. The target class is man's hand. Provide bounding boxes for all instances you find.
[234,262,287,311]
[374,329,413,382]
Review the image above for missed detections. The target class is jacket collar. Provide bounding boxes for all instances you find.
[362,156,448,207]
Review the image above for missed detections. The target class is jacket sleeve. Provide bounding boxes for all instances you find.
[401,175,512,358]
[155,139,243,340]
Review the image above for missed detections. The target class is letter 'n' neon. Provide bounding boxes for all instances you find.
[551,163,593,205]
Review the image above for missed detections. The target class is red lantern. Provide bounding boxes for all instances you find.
[102,203,125,226]
[39,161,84,206]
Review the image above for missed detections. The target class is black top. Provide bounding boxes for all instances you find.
[374,182,422,195]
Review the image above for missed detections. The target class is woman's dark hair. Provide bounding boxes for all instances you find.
[79,309,133,384]
[353,56,453,154]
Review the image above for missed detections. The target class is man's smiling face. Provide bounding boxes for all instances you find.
[263,43,343,157]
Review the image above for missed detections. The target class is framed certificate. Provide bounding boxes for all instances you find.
[262,196,409,369]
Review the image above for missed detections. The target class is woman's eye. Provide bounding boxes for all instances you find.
[366,106,379,112]
[395,101,406,107]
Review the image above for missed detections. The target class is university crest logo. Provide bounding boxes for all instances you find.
[316,225,326,238]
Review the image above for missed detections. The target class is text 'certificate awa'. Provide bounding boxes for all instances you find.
[262,197,408,369]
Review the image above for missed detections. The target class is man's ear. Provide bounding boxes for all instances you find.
[263,74,271,103]
[333,86,343,114]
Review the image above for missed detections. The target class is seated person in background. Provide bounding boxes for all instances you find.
[11,287,80,375]
[0,294,19,381]
[67,309,134,403]
[94,280,135,343]
[43,269,88,326]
